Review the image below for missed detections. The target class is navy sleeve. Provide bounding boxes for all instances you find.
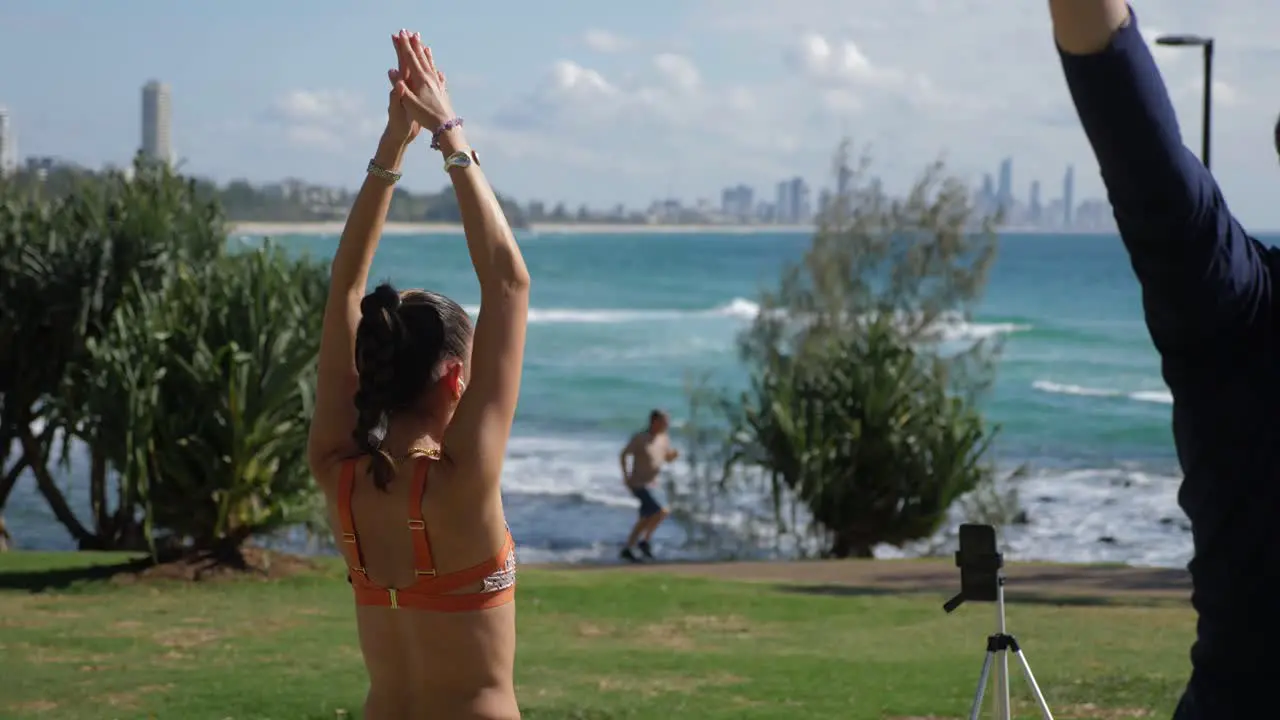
[1058,6,1268,354]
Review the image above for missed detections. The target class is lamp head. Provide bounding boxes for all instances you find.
[1156,34,1212,47]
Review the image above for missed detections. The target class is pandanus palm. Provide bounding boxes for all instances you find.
[736,320,994,558]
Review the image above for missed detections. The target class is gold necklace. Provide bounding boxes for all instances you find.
[397,446,441,461]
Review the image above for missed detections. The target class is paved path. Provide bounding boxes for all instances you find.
[541,559,1192,603]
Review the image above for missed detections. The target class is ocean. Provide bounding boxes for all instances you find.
[9,229,1257,569]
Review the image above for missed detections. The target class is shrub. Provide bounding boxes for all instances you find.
[1,156,326,555]
[79,245,327,554]
[677,143,1022,559]
[0,157,223,547]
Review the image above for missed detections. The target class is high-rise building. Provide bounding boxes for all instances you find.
[141,80,172,166]
[1029,180,1042,223]
[720,184,754,221]
[0,108,15,177]
[1062,165,1075,228]
[997,157,1013,212]
[775,181,790,223]
[791,177,811,224]
[774,177,811,224]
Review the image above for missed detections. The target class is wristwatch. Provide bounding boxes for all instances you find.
[443,149,480,173]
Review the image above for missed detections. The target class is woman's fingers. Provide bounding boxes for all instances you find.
[437,70,447,89]
[392,31,413,85]
[408,32,435,79]
[393,80,412,103]
[423,45,438,76]
[395,31,430,82]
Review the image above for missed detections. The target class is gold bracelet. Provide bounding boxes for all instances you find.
[366,159,402,183]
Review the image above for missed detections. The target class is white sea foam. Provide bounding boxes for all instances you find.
[501,435,640,511]
[5,427,1193,568]
[463,298,1031,345]
[461,298,757,324]
[498,433,1191,568]
[1032,379,1173,405]
[880,466,1190,568]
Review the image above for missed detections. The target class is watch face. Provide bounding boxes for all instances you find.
[449,152,472,169]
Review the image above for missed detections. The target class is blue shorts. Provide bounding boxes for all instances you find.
[630,486,665,518]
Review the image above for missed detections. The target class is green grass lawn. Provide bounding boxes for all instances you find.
[0,551,1192,719]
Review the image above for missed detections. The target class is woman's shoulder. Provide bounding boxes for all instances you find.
[313,454,366,498]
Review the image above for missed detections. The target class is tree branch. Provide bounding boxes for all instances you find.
[19,426,95,547]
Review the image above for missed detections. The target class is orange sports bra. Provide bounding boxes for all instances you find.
[336,457,517,612]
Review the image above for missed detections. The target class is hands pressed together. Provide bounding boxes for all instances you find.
[383,29,460,151]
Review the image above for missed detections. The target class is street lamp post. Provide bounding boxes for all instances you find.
[1156,34,1215,170]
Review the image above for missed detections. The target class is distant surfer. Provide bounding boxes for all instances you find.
[619,409,677,562]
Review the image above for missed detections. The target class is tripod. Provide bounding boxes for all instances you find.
[943,524,1054,720]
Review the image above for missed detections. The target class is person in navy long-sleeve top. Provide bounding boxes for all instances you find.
[1050,3,1277,718]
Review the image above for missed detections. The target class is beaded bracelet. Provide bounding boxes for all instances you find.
[430,118,464,150]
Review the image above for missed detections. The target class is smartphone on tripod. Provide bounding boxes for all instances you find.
[944,523,1055,720]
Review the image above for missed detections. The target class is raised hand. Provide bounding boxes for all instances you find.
[384,31,423,146]
[390,30,459,148]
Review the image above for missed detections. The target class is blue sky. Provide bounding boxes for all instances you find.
[3,0,1280,227]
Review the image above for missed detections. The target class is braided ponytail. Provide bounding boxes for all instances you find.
[353,284,405,491]
[352,282,474,491]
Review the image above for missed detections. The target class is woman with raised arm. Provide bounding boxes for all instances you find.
[306,30,529,720]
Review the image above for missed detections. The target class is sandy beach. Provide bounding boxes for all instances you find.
[229,220,1125,238]
[229,221,818,237]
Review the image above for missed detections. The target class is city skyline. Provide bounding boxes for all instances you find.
[0,83,1113,231]
[707,155,1112,231]
[2,1,1278,227]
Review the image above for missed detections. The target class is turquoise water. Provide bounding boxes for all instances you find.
[13,230,1272,567]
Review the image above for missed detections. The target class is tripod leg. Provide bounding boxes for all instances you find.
[995,648,1011,720]
[1012,649,1054,720]
[968,651,995,720]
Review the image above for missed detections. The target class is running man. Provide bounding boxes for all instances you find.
[619,410,677,562]
[1050,2,1278,717]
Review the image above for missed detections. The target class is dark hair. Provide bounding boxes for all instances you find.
[353,283,473,491]
[649,409,668,425]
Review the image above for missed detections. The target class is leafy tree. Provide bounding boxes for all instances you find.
[679,142,1018,558]
[77,245,327,555]
[1,155,326,557]
[0,156,223,548]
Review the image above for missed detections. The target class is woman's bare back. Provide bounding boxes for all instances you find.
[324,456,518,720]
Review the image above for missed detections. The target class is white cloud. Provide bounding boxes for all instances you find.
[787,32,941,111]
[243,1,1280,226]
[582,29,630,53]
[678,0,1280,228]
[487,52,790,188]
[265,90,382,152]
[653,53,700,92]
[549,60,618,99]
[792,34,876,81]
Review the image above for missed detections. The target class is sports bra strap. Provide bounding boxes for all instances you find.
[421,531,515,595]
[337,459,368,575]
[407,457,437,576]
